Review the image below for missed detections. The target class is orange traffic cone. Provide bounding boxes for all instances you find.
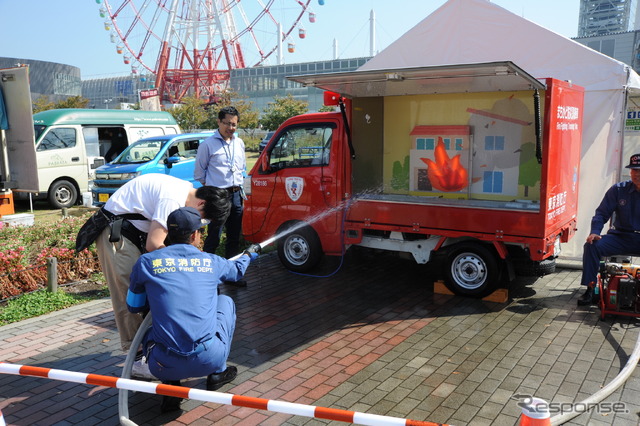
[519,397,550,425]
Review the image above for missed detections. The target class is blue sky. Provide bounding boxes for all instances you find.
[0,0,579,78]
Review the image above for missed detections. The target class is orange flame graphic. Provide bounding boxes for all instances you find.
[421,137,469,192]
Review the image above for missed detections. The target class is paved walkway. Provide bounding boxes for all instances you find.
[1,252,639,425]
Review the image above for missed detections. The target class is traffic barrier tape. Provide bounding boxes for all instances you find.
[0,362,447,426]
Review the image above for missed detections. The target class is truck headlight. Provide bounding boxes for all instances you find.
[120,172,141,180]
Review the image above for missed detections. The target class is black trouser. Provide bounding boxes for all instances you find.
[203,188,243,258]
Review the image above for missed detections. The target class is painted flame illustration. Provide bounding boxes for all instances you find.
[421,137,469,192]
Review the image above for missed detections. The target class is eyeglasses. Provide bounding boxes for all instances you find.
[220,120,238,128]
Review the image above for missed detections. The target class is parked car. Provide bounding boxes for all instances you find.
[91,132,213,205]
[259,131,276,153]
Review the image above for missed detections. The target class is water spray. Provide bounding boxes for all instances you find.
[243,186,385,277]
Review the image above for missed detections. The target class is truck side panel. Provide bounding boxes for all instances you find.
[344,80,583,260]
[540,79,583,241]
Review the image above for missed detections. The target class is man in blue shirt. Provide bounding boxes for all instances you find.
[578,153,640,305]
[127,206,260,412]
[194,106,246,261]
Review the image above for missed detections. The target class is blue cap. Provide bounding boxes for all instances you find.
[167,207,209,234]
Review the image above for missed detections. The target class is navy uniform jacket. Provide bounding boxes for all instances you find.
[591,180,640,235]
[127,244,249,356]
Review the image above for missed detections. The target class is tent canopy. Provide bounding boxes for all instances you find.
[360,0,640,92]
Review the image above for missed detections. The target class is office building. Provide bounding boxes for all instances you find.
[578,0,640,36]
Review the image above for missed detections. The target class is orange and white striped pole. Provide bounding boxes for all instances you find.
[519,397,550,426]
[0,362,446,426]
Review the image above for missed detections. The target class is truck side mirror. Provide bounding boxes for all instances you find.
[259,153,270,174]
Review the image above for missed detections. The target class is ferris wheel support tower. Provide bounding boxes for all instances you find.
[156,0,244,103]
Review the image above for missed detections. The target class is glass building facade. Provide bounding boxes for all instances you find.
[2,55,371,113]
[0,57,81,103]
[229,57,371,112]
[81,74,156,109]
[81,57,371,112]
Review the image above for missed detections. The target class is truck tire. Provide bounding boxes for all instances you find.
[48,180,78,209]
[277,224,323,273]
[443,242,499,298]
[514,257,557,276]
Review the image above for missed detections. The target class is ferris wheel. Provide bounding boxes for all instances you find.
[98,0,316,103]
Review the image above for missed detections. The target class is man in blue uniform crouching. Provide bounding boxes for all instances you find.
[127,206,260,412]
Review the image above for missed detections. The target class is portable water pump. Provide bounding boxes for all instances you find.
[597,259,640,319]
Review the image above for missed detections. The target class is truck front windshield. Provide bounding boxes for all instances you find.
[112,139,167,164]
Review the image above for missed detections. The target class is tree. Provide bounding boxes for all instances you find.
[518,142,541,198]
[318,105,336,112]
[259,94,308,131]
[55,96,90,109]
[32,95,89,113]
[167,95,207,131]
[32,96,55,114]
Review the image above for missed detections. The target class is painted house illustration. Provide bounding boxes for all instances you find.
[409,125,470,195]
[466,107,533,198]
[409,109,532,198]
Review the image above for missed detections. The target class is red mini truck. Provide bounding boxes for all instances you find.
[243,62,584,298]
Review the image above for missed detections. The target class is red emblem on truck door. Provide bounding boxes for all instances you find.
[285,177,304,202]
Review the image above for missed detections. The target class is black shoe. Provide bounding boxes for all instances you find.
[207,366,238,391]
[160,380,182,413]
[224,280,247,287]
[577,287,594,306]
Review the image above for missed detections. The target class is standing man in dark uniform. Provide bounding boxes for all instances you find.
[577,153,640,305]
[195,106,247,285]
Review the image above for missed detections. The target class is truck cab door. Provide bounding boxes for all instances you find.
[252,123,340,235]
[35,126,86,192]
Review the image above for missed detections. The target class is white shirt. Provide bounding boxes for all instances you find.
[194,130,245,188]
[104,173,193,232]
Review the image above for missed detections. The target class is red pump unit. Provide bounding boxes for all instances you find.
[598,262,640,319]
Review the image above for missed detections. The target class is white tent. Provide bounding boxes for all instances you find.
[359,0,640,259]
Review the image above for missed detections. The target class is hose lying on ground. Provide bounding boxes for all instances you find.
[550,329,640,425]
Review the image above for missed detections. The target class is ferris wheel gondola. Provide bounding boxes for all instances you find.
[100,0,314,103]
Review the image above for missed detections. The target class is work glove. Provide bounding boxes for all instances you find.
[244,244,262,255]
[243,244,261,262]
[244,251,259,262]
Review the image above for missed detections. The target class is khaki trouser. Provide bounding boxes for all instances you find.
[96,228,143,351]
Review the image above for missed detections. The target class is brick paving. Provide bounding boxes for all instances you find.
[1,252,640,425]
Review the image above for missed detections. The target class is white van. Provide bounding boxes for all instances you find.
[23,109,180,208]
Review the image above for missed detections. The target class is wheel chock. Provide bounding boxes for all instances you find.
[433,280,508,303]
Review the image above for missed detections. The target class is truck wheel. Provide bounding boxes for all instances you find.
[277,224,323,272]
[444,243,499,298]
[515,257,557,276]
[48,180,78,209]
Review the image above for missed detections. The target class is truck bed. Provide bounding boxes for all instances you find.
[355,193,540,212]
